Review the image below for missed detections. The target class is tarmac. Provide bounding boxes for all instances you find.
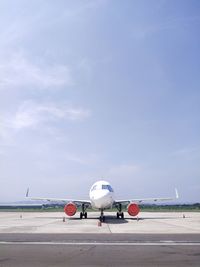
[0,211,199,233]
[0,211,200,266]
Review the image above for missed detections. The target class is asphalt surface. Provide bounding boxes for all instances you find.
[0,234,200,266]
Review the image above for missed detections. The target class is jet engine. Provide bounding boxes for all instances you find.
[64,202,77,216]
[127,203,140,216]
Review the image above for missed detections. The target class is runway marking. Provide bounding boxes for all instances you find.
[0,241,200,246]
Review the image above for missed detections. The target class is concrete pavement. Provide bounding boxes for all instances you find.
[0,211,199,233]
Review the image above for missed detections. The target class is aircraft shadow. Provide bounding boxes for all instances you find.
[36,215,183,222]
[104,216,128,224]
[68,215,128,224]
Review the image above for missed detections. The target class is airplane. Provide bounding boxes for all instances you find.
[26,180,179,222]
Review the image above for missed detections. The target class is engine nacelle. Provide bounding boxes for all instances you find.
[127,203,140,216]
[64,203,77,216]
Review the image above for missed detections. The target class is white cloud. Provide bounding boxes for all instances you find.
[0,53,72,90]
[0,101,91,142]
[13,101,90,128]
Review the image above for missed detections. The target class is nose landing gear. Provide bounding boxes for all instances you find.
[100,209,105,222]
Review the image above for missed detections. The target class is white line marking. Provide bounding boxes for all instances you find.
[0,242,200,246]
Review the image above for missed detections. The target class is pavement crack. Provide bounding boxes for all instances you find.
[105,222,112,233]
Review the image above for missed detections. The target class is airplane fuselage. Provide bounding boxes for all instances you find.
[89,180,115,210]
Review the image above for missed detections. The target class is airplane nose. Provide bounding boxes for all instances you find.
[92,190,112,209]
[93,190,109,200]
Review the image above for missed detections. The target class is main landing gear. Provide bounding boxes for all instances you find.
[80,204,87,219]
[116,203,124,219]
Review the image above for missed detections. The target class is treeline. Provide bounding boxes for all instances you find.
[140,203,200,211]
[0,203,199,211]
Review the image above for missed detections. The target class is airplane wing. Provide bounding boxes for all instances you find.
[27,197,91,205]
[114,188,179,205]
[25,188,91,205]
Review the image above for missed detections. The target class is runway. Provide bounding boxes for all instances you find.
[0,234,200,266]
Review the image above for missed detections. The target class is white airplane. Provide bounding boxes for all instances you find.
[26,180,179,222]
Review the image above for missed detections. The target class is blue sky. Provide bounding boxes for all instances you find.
[0,0,200,202]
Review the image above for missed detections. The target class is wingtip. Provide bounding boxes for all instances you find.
[175,188,179,199]
[26,187,29,198]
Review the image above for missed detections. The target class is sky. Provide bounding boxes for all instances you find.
[0,0,200,203]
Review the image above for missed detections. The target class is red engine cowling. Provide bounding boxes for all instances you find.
[64,203,77,216]
[127,203,140,216]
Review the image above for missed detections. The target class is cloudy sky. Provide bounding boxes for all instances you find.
[0,0,200,203]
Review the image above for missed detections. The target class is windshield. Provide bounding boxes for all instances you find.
[91,185,97,191]
[102,184,114,192]
[91,184,114,192]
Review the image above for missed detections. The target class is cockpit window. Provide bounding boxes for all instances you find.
[92,184,114,192]
[102,184,114,192]
[91,185,97,191]
[108,185,114,192]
